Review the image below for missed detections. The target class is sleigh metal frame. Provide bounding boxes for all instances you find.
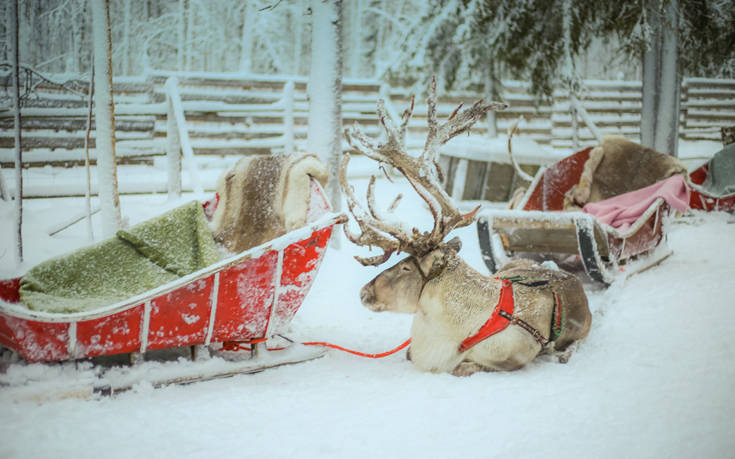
[477,147,673,284]
[0,179,343,363]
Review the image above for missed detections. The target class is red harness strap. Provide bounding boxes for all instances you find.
[458,279,515,352]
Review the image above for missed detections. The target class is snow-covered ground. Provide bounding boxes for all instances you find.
[1,142,734,459]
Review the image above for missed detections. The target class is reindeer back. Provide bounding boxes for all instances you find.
[496,261,591,351]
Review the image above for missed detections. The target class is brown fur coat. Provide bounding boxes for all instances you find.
[210,153,328,253]
[569,135,687,207]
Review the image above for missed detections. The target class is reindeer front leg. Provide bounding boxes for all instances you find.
[451,361,488,377]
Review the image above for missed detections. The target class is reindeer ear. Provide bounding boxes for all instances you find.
[446,236,462,253]
[416,249,448,278]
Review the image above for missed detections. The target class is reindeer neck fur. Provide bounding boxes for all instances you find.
[409,253,504,373]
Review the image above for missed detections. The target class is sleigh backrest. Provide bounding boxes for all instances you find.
[520,147,593,211]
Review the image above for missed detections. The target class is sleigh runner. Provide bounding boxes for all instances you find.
[0,178,342,365]
[477,145,681,284]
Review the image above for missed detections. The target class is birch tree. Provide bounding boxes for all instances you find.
[122,0,132,75]
[638,0,680,156]
[291,0,306,75]
[307,0,343,217]
[240,1,255,73]
[8,0,23,263]
[655,0,680,156]
[91,0,122,238]
[347,0,362,77]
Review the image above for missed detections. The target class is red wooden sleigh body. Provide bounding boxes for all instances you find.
[688,161,735,212]
[0,179,342,363]
[477,147,673,284]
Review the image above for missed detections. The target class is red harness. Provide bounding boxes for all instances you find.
[458,279,515,352]
[458,277,558,352]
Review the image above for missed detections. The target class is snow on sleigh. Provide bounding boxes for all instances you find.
[687,142,735,212]
[0,177,343,388]
[477,136,690,284]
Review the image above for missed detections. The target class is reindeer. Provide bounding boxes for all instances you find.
[340,79,591,376]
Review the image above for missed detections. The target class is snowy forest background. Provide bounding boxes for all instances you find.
[1,0,735,255]
[3,0,734,95]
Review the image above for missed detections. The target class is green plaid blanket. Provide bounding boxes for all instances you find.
[20,201,221,314]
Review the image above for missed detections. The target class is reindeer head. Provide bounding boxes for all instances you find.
[339,78,507,313]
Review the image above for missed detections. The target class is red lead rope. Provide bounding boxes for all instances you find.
[302,338,411,358]
[223,337,412,359]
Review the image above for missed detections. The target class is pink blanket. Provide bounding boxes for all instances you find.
[583,175,690,231]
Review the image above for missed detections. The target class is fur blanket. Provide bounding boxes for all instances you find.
[569,136,687,207]
[583,174,690,231]
[210,153,328,253]
[20,201,221,314]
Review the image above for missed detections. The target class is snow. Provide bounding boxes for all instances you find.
[1,138,734,458]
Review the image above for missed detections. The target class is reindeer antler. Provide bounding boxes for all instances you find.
[341,77,508,266]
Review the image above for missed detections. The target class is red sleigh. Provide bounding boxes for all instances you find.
[0,179,343,364]
[476,147,675,284]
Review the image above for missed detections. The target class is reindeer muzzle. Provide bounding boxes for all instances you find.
[360,282,377,308]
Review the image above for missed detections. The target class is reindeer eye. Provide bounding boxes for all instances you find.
[401,266,412,272]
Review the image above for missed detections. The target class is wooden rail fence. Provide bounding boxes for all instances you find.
[0,71,732,198]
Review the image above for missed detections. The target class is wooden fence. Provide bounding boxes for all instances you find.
[0,71,733,197]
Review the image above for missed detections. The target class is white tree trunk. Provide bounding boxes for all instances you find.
[562,0,579,150]
[307,0,343,219]
[486,72,497,138]
[177,0,185,71]
[166,82,182,200]
[185,1,195,71]
[18,0,32,73]
[283,80,295,155]
[640,0,661,149]
[122,0,131,75]
[640,0,680,156]
[292,0,305,75]
[240,2,255,73]
[0,2,8,200]
[373,0,386,77]
[91,0,122,238]
[348,0,361,77]
[84,64,96,240]
[9,0,23,263]
[68,10,79,73]
[655,0,680,157]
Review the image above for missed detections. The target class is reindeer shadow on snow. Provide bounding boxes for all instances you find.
[339,79,591,376]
